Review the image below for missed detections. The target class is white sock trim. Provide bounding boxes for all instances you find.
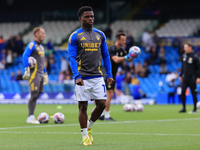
[105,111,110,119]
[81,128,88,140]
[87,119,94,129]
[28,115,35,120]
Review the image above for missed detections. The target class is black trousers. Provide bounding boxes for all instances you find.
[181,78,197,111]
[168,92,175,104]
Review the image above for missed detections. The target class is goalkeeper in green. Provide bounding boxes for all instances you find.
[22,27,48,124]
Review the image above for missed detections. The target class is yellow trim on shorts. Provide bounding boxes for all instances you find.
[29,63,37,84]
[31,82,34,91]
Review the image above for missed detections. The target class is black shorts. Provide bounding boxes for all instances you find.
[105,79,115,91]
[29,74,44,93]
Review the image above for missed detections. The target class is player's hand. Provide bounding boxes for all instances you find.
[43,73,49,85]
[107,77,114,85]
[22,67,30,80]
[124,53,137,60]
[76,78,84,86]
[179,77,182,82]
[196,78,200,84]
[127,57,134,62]
[124,53,133,60]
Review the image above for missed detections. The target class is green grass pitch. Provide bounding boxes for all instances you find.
[0,104,200,150]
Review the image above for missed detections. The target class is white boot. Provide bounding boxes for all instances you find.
[26,115,40,124]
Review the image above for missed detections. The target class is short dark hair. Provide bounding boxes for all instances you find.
[185,43,193,49]
[185,43,192,47]
[32,27,43,36]
[77,6,93,18]
[115,32,126,40]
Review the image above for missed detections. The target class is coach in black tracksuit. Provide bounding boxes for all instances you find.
[179,43,200,113]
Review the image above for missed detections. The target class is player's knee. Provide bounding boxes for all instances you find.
[30,91,40,101]
[191,92,197,97]
[79,103,88,113]
[107,90,114,98]
[101,102,106,109]
[98,101,106,109]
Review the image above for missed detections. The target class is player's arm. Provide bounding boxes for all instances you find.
[194,54,200,84]
[101,33,113,83]
[111,55,133,63]
[110,47,134,64]
[111,55,125,64]
[43,67,49,85]
[43,67,47,73]
[68,32,84,85]
[179,55,184,82]
[22,42,35,80]
[22,42,35,68]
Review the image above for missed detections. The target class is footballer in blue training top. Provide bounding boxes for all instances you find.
[22,27,48,124]
[68,6,114,146]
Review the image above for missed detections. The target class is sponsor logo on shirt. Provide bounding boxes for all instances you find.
[80,37,86,41]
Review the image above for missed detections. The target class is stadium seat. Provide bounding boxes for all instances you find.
[22,21,80,45]
[156,19,200,37]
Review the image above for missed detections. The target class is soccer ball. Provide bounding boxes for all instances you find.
[53,112,65,124]
[38,112,49,123]
[28,56,37,69]
[123,104,136,112]
[196,101,200,108]
[129,46,141,57]
[136,104,144,112]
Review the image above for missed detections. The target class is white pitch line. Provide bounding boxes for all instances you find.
[1,131,200,136]
[0,118,199,131]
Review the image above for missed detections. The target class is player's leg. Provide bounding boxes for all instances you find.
[78,101,89,136]
[28,91,40,116]
[87,77,107,143]
[189,79,197,112]
[79,101,92,145]
[27,76,43,124]
[104,80,116,121]
[168,93,171,104]
[105,89,113,111]
[179,81,188,112]
[90,100,106,122]
[172,93,175,104]
[75,82,92,145]
[87,99,106,143]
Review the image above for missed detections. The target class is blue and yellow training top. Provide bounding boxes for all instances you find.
[68,26,112,80]
[22,40,46,76]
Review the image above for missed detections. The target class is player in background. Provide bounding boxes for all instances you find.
[22,27,49,124]
[99,32,136,121]
[179,43,200,113]
[68,6,116,146]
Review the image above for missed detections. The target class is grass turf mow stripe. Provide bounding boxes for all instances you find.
[0,117,199,130]
[1,131,200,136]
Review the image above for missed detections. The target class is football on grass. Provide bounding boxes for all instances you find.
[196,101,200,108]
[123,104,136,112]
[136,104,144,112]
[28,56,37,69]
[38,112,49,123]
[53,112,65,124]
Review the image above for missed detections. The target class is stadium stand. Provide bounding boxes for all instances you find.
[1,17,199,100]
[156,19,200,37]
[22,21,80,45]
[111,20,151,39]
[0,22,30,40]
[0,18,200,101]
[0,45,183,99]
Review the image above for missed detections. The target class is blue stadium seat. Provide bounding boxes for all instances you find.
[1,46,182,97]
